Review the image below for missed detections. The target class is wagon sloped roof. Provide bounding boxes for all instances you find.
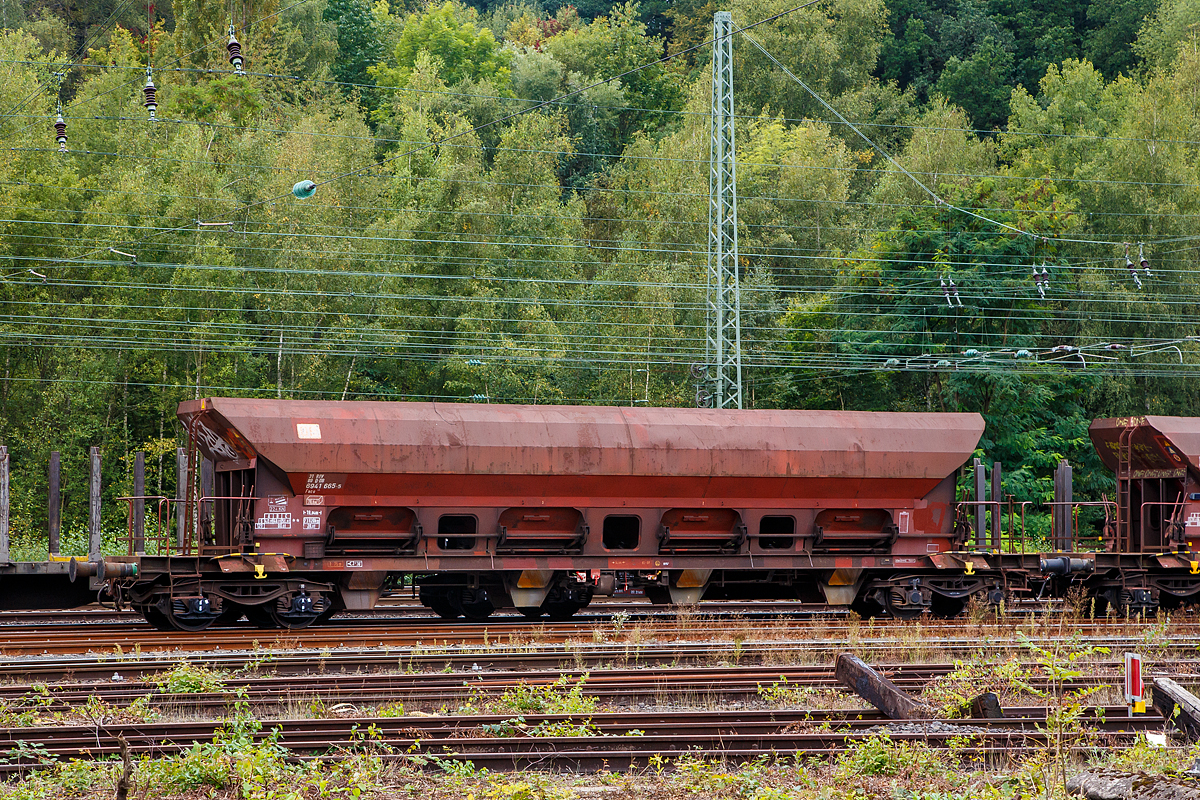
[1089,415,1200,474]
[179,398,984,480]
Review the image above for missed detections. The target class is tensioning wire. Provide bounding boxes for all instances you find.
[737,28,1200,249]
[54,0,836,266]
[7,57,1200,149]
[13,116,1200,195]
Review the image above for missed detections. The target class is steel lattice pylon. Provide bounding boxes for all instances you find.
[705,11,742,409]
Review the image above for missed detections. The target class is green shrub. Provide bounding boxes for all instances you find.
[152,661,230,694]
[493,674,596,715]
[835,733,945,778]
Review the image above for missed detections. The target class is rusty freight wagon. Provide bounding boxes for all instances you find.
[101,399,988,629]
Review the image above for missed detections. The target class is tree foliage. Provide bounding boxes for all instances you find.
[1,0,1200,544]
[380,1,510,87]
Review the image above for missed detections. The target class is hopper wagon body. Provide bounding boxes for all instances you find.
[103,399,988,628]
[92,402,1200,629]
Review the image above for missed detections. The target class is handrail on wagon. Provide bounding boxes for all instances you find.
[957,499,998,552]
[1136,498,1190,553]
[116,495,173,556]
[956,498,1044,555]
[194,495,260,557]
[1044,500,1117,552]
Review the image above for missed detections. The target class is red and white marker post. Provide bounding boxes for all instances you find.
[1125,652,1146,714]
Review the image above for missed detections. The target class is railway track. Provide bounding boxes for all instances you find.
[0,597,840,623]
[0,596,1109,629]
[0,613,1189,656]
[0,663,1155,715]
[0,632,1191,681]
[0,706,1162,774]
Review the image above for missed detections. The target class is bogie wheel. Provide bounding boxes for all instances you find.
[458,596,496,621]
[139,604,175,632]
[245,604,278,629]
[270,593,329,630]
[270,608,318,629]
[165,598,221,632]
[425,593,462,619]
[887,606,926,622]
[930,594,967,619]
[849,596,884,620]
[543,601,583,620]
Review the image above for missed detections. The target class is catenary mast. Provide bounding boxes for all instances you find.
[705,11,742,409]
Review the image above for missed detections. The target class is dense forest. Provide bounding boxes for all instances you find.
[0,0,1199,542]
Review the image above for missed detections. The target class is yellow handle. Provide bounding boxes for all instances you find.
[964,561,975,576]
[1191,561,1198,575]
[254,564,266,579]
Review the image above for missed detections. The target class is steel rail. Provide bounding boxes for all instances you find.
[0,664,1153,714]
[0,636,1192,681]
[0,707,1160,775]
[0,617,1191,656]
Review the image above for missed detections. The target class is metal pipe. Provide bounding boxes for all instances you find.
[88,446,101,562]
[991,462,1002,550]
[176,447,187,553]
[0,445,9,565]
[1062,461,1073,550]
[956,500,1003,552]
[200,457,214,546]
[1019,501,1031,555]
[48,451,60,555]
[1052,462,1062,549]
[133,451,145,554]
[974,458,986,548]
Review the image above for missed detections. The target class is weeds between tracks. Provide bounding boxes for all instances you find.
[0,610,1197,798]
[1,712,1198,800]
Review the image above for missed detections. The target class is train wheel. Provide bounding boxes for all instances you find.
[270,609,318,629]
[420,587,462,619]
[270,592,328,629]
[543,601,583,620]
[461,604,495,621]
[165,597,221,632]
[889,608,925,621]
[850,596,884,620]
[458,597,495,621]
[428,598,461,619]
[451,587,495,621]
[245,604,278,629]
[139,604,175,632]
[930,594,966,619]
